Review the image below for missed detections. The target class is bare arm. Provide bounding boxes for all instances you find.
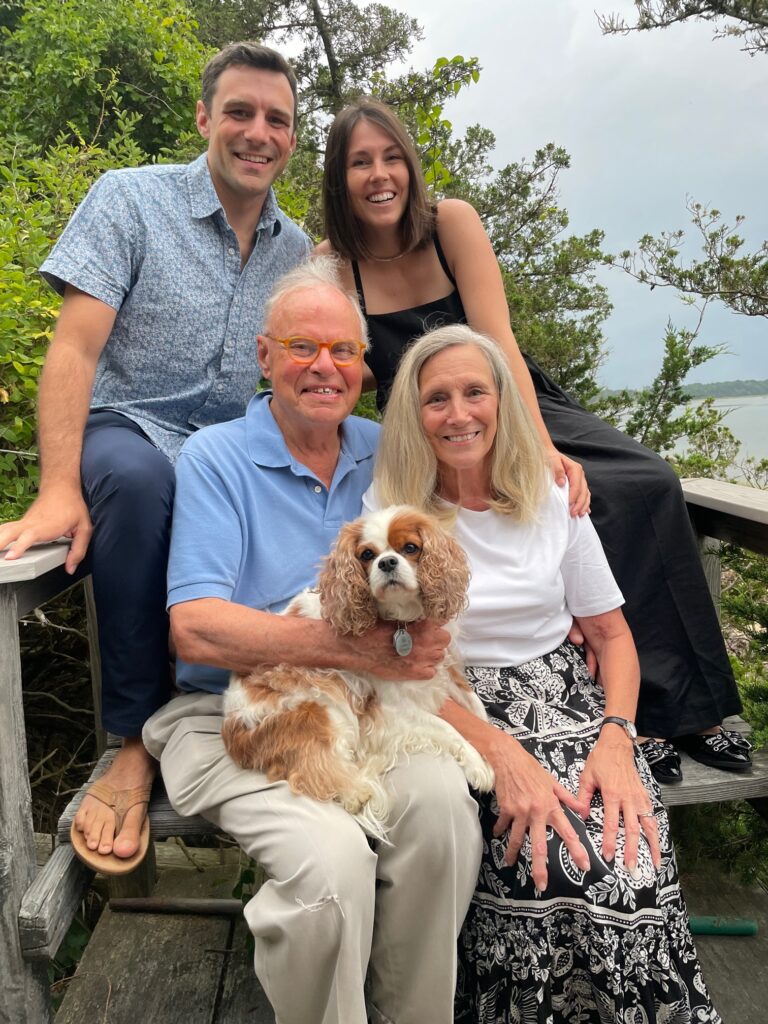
[171,598,452,681]
[574,608,661,869]
[436,199,589,515]
[440,698,589,891]
[0,286,116,571]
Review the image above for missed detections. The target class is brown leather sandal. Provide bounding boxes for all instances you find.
[70,780,151,875]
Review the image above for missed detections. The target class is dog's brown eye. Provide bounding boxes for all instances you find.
[359,549,376,562]
[402,543,420,556]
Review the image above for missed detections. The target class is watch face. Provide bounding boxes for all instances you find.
[603,716,637,741]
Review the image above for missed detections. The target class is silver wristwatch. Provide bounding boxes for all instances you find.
[600,716,638,742]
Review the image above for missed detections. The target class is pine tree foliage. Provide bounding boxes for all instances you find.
[598,1,768,55]
[615,201,768,319]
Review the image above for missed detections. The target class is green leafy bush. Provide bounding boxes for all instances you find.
[0,0,206,154]
[0,122,147,519]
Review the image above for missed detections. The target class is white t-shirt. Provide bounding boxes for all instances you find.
[363,482,624,667]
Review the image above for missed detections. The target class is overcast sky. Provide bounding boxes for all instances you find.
[387,0,767,389]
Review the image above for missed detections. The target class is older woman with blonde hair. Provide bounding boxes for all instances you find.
[364,323,721,1024]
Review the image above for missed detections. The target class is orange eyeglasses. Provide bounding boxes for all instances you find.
[267,336,366,367]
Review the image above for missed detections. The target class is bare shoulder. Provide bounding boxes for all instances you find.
[436,198,482,231]
[435,199,492,268]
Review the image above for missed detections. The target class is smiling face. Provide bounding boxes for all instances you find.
[196,65,296,217]
[419,345,499,498]
[258,285,364,440]
[345,118,410,237]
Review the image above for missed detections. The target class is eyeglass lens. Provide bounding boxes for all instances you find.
[286,339,361,365]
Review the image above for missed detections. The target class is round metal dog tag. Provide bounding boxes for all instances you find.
[393,627,413,657]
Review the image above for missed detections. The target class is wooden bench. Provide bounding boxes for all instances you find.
[2,476,768,1023]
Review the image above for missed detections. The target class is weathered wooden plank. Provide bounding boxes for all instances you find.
[107,841,159,899]
[54,865,240,1024]
[681,868,768,1023]
[682,477,768,556]
[19,843,93,961]
[34,833,243,871]
[0,541,69,582]
[0,588,53,1023]
[660,747,768,807]
[682,478,768,525]
[83,575,107,754]
[216,920,275,1024]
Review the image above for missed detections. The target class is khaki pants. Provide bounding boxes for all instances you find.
[143,692,482,1024]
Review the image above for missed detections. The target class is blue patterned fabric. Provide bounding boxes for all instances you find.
[40,153,311,462]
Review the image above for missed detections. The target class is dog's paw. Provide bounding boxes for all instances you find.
[339,778,392,842]
[462,749,495,793]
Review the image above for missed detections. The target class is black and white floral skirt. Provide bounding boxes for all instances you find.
[455,642,721,1024]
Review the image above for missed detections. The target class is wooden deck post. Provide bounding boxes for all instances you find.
[0,587,54,1024]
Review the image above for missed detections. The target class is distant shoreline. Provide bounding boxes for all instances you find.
[600,379,768,401]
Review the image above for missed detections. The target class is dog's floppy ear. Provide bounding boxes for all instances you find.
[418,517,470,623]
[318,519,378,636]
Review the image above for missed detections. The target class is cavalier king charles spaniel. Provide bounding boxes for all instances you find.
[222,506,494,839]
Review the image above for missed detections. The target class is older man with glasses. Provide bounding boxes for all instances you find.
[142,257,482,1024]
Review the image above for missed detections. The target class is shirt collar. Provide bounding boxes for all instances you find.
[187,153,282,237]
[245,392,377,471]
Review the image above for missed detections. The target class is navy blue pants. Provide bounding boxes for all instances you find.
[81,411,175,735]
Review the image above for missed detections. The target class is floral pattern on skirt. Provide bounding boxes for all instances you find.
[455,642,721,1024]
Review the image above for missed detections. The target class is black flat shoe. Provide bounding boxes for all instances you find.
[676,729,753,772]
[639,739,683,783]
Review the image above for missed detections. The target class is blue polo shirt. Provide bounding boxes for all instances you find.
[168,391,380,693]
[40,153,311,462]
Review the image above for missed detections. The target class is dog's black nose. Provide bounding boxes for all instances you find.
[377,555,399,573]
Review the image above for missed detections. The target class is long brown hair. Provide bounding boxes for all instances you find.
[323,98,435,261]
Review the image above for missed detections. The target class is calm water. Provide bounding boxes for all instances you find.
[695,395,768,463]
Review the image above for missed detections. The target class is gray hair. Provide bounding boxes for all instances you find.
[375,324,549,522]
[263,255,369,349]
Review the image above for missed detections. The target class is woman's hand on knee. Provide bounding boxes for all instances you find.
[576,737,662,871]
[488,733,590,891]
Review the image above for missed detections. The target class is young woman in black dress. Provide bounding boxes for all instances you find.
[316,97,750,773]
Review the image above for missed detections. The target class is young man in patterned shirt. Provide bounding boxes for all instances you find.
[0,43,311,871]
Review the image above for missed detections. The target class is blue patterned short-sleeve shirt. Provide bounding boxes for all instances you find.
[40,153,311,462]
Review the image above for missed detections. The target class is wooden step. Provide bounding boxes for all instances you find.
[53,861,274,1023]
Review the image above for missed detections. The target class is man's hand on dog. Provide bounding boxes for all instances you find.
[343,619,452,680]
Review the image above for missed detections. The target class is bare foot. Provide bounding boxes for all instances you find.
[73,738,156,859]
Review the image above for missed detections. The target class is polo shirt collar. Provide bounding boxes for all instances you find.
[187,153,282,237]
[245,392,377,473]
